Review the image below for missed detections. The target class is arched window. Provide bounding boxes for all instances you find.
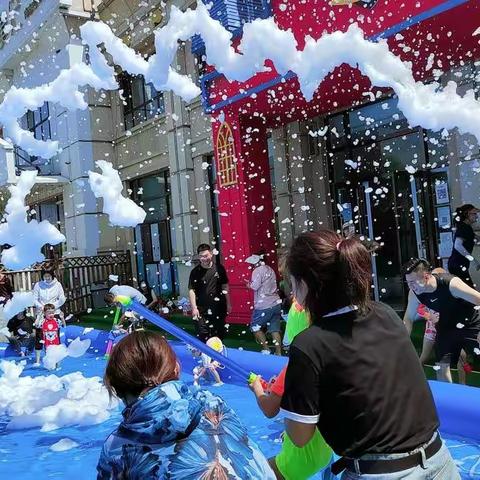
[216,122,238,187]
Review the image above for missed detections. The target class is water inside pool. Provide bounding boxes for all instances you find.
[0,353,479,479]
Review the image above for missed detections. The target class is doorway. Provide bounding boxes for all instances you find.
[333,132,438,308]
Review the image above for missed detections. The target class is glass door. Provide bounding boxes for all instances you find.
[360,181,380,301]
[334,139,431,308]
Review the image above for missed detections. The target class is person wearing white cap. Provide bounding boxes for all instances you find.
[244,251,282,355]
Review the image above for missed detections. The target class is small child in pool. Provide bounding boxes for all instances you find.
[191,337,225,387]
[250,300,334,480]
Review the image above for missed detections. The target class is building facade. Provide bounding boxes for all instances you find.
[0,0,218,301]
[201,0,480,319]
[1,0,479,322]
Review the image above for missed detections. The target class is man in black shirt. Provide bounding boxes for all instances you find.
[448,204,480,288]
[403,258,480,383]
[188,244,231,342]
[7,310,35,356]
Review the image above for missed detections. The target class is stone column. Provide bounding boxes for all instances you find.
[58,43,115,257]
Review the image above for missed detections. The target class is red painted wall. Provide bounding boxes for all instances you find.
[207,0,480,120]
[213,115,277,324]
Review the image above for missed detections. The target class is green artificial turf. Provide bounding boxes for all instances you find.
[78,308,480,387]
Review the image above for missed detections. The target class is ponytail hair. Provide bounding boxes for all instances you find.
[287,230,372,318]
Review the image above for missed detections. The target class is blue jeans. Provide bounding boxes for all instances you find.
[341,434,460,480]
[250,304,282,333]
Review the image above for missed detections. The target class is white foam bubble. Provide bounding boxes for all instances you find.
[88,161,146,228]
[2,3,480,160]
[49,438,79,452]
[43,338,91,371]
[3,291,35,321]
[0,171,65,269]
[0,360,119,432]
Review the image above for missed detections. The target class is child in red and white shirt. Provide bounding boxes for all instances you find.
[34,303,64,367]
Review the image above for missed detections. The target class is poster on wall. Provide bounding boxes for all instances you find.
[439,231,454,258]
[437,206,451,229]
[435,182,449,205]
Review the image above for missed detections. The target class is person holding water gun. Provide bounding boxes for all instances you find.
[104,285,147,357]
[249,299,334,480]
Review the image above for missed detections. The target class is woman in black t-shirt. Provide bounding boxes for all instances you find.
[280,231,459,479]
[448,203,480,288]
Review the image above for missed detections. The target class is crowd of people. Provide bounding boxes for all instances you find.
[1,203,479,479]
[98,226,478,479]
[4,268,66,366]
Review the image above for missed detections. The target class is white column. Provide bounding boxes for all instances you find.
[58,43,115,257]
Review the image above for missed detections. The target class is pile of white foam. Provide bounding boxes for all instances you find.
[43,337,92,371]
[1,2,480,162]
[0,171,65,270]
[88,160,147,228]
[0,359,119,431]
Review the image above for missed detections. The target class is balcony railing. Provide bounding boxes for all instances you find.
[14,146,62,176]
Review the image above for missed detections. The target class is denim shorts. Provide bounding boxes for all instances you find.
[341,433,460,480]
[250,304,282,333]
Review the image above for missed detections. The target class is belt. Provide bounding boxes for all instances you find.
[331,435,442,475]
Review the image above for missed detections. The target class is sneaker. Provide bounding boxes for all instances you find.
[213,382,224,387]
[33,362,41,367]
[261,349,271,355]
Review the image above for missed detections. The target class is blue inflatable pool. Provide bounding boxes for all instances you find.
[0,325,479,479]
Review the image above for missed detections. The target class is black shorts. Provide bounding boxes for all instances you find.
[34,328,44,350]
[195,308,227,342]
[436,327,480,367]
